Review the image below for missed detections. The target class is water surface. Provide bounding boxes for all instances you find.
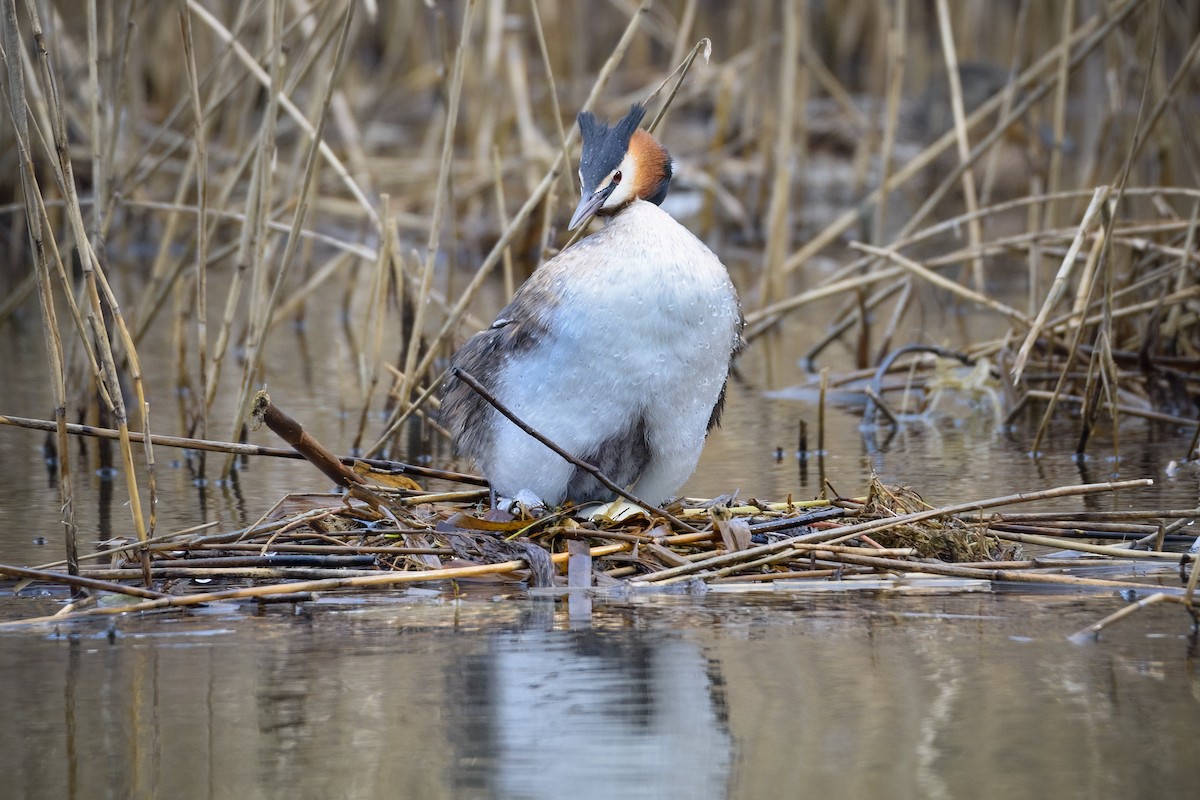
[2,591,1197,800]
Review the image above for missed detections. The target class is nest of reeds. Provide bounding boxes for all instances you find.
[6,450,1188,598]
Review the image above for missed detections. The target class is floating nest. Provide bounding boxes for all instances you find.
[0,397,1196,640]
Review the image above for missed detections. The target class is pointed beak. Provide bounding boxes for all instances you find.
[568,186,612,231]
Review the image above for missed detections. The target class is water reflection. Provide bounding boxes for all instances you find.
[2,595,1198,799]
[450,625,732,799]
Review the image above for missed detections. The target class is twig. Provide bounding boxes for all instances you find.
[250,390,367,491]
[451,367,701,533]
[1067,592,1184,643]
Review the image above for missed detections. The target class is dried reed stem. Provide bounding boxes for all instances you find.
[758,0,800,305]
[934,0,985,291]
[0,563,170,600]
[1,0,79,579]
[0,413,485,484]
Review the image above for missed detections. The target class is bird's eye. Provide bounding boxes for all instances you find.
[612,170,622,185]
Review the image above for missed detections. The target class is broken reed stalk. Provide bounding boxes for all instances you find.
[872,0,906,245]
[351,193,395,452]
[11,0,158,584]
[629,478,1155,584]
[886,1,1142,269]
[1067,592,1187,642]
[758,0,800,305]
[29,521,220,571]
[396,0,476,416]
[219,0,284,476]
[644,37,712,134]
[157,543,451,557]
[748,183,1200,338]
[184,0,380,232]
[225,0,357,479]
[371,0,656,456]
[249,391,367,490]
[817,367,827,488]
[736,550,1189,596]
[851,243,1032,324]
[75,568,389,581]
[988,529,1191,560]
[1043,0,1075,230]
[178,0,210,472]
[1020,390,1197,428]
[770,0,1139,290]
[451,367,702,534]
[0,413,486,485]
[987,509,1200,522]
[370,366,452,449]
[1012,185,1110,380]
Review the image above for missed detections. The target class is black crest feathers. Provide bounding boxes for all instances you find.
[576,104,647,190]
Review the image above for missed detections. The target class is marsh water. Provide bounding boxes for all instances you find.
[3,267,1199,798]
[2,591,1197,800]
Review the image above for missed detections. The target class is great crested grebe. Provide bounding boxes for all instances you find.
[441,104,743,508]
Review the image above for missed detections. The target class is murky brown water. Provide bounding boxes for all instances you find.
[1,592,1197,799]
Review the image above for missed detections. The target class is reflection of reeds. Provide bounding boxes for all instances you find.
[0,1,1198,595]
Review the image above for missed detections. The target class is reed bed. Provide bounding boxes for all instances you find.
[1,1,1199,635]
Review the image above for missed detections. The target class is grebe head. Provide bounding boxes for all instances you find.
[569,103,673,230]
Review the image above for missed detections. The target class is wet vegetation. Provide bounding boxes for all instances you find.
[0,0,1198,633]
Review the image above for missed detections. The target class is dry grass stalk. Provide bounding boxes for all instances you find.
[0,413,484,484]
[396,0,476,420]
[758,0,801,305]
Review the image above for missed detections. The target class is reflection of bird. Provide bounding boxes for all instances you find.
[442,104,743,508]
